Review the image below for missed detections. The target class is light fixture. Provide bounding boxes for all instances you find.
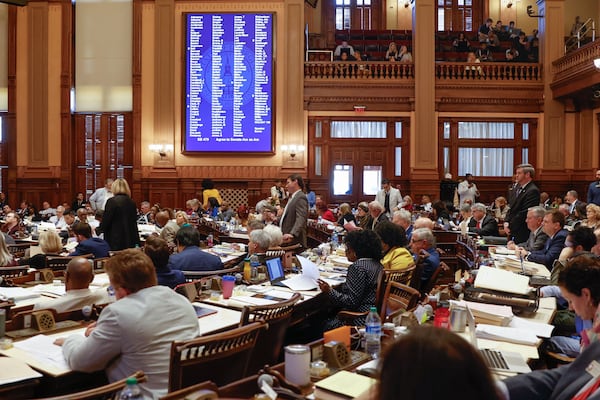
[149,144,174,159]
[527,5,543,18]
[404,0,409,8]
[280,144,305,160]
[594,58,600,69]
[506,1,512,8]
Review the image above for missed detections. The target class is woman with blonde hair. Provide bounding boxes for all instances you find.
[100,178,140,251]
[585,203,600,230]
[0,233,16,267]
[19,230,62,269]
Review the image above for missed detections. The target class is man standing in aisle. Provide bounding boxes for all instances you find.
[457,173,480,206]
[504,164,541,244]
[375,178,402,218]
[588,169,600,206]
[279,174,308,247]
[89,178,114,212]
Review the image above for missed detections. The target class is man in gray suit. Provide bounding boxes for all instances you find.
[55,249,199,399]
[506,206,549,252]
[279,174,308,247]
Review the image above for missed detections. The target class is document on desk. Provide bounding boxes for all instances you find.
[496,256,551,278]
[280,255,319,291]
[12,334,72,374]
[0,287,41,301]
[0,357,42,385]
[31,283,66,297]
[475,324,539,345]
[509,316,554,338]
[474,266,530,295]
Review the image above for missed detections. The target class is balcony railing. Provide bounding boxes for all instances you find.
[304,61,415,80]
[304,61,542,82]
[436,62,542,81]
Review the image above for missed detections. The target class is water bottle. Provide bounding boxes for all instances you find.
[331,230,339,250]
[119,377,143,400]
[250,253,260,282]
[365,306,382,359]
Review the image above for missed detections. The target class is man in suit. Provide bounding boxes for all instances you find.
[55,249,199,399]
[279,174,308,247]
[167,226,223,271]
[392,209,413,242]
[587,169,600,206]
[507,206,549,252]
[368,200,389,230]
[505,164,541,244]
[518,209,567,271]
[70,223,110,259]
[375,178,402,218]
[565,190,581,215]
[34,257,110,313]
[409,228,440,291]
[467,203,499,237]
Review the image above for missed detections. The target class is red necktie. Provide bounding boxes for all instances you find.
[476,220,481,229]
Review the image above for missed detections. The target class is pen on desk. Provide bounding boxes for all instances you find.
[519,253,525,274]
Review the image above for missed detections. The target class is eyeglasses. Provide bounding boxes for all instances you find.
[410,239,424,243]
[106,286,115,296]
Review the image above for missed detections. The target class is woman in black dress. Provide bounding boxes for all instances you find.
[99,178,140,251]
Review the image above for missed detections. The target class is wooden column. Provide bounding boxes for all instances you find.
[410,0,438,196]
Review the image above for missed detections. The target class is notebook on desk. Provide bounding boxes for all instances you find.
[467,306,531,374]
[265,256,287,287]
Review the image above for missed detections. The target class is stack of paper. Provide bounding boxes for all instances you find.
[497,257,551,278]
[452,300,514,326]
[474,266,531,295]
[475,324,539,345]
[313,370,376,400]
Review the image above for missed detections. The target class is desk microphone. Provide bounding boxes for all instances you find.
[257,374,305,400]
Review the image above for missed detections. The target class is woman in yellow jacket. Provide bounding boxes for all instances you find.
[374,220,414,270]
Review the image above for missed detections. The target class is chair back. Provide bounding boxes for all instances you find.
[384,263,416,286]
[35,371,146,400]
[421,261,450,295]
[0,266,30,280]
[93,257,110,271]
[181,265,240,282]
[380,281,420,322]
[168,321,266,391]
[239,292,301,373]
[46,254,93,272]
[7,243,31,258]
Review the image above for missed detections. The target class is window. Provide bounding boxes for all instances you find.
[331,121,386,138]
[335,0,372,30]
[437,0,475,32]
[333,164,353,195]
[335,0,351,30]
[440,119,535,178]
[363,166,381,195]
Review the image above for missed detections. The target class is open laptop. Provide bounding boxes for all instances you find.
[265,256,287,287]
[467,306,531,374]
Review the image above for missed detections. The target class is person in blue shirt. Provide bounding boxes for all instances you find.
[305,182,316,209]
[144,235,185,289]
[588,169,600,206]
[409,227,440,292]
[71,223,110,259]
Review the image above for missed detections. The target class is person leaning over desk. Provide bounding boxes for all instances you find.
[498,255,600,400]
[54,249,199,399]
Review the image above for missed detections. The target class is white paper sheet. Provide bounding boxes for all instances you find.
[509,316,555,338]
[280,255,319,290]
[0,357,43,385]
[475,324,539,345]
[0,287,41,301]
[13,334,70,371]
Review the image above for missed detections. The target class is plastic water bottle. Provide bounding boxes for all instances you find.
[250,253,260,282]
[365,306,382,359]
[331,230,339,250]
[119,377,143,400]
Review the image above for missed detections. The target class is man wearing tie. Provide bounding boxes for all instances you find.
[375,179,402,218]
[279,174,308,247]
[506,206,549,252]
[565,190,580,215]
[504,164,541,244]
[518,209,567,271]
[467,203,499,237]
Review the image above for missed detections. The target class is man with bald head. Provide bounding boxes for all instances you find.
[34,257,110,312]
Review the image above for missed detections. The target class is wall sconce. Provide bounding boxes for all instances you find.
[281,144,305,161]
[506,1,513,8]
[594,58,600,69]
[149,144,174,159]
[404,1,409,8]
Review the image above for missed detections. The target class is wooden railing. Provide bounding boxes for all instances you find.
[304,61,542,82]
[435,62,542,82]
[553,40,600,81]
[304,61,415,80]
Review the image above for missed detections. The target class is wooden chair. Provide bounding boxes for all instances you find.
[239,292,301,373]
[337,269,386,324]
[46,254,93,272]
[159,381,219,400]
[421,261,451,295]
[35,371,146,400]
[7,243,31,258]
[92,257,110,271]
[380,281,420,322]
[0,266,30,280]
[181,265,240,282]
[384,263,416,286]
[168,321,267,391]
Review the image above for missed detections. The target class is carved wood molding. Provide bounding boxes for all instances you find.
[141,165,291,179]
[437,97,543,106]
[306,96,412,104]
[17,166,62,179]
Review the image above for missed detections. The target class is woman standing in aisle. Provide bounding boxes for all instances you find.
[100,178,140,251]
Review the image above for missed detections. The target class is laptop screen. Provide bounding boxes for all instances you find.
[266,257,285,281]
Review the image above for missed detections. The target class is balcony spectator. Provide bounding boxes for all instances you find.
[478,18,493,42]
[465,52,482,77]
[333,40,355,60]
[571,16,584,36]
[487,31,500,50]
[398,45,412,63]
[452,32,470,52]
[506,21,521,39]
[475,42,492,62]
[385,42,400,61]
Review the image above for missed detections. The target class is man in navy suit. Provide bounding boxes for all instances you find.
[505,164,541,244]
[467,203,499,237]
[167,226,223,272]
[71,223,110,259]
[518,209,567,271]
